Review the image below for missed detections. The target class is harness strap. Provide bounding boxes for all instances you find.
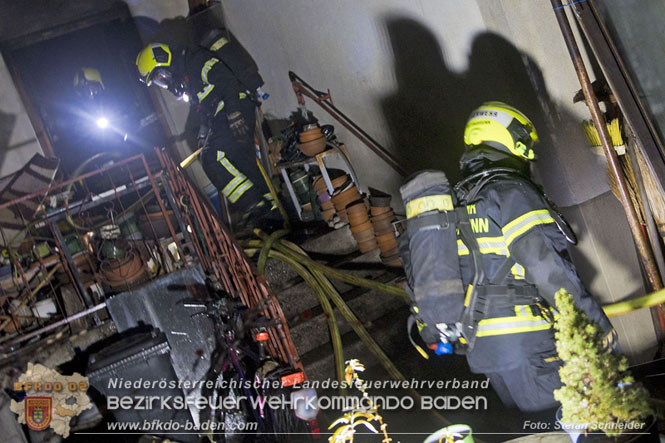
[489,256,516,285]
[405,211,452,234]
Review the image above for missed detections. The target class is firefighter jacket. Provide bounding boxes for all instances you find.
[455,165,612,374]
[185,47,250,125]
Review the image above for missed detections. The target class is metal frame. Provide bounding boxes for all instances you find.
[289,71,407,177]
[0,150,303,372]
[571,0,665,196]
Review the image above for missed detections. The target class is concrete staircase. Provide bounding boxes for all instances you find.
[263,225,409,381]
[261,226,539,439]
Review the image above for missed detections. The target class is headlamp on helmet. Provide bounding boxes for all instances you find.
[463,101,538,161]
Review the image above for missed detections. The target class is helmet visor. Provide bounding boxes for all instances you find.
[150,68,173,89]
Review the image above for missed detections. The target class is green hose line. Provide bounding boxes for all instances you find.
[280,234,406,381]
[603,287,665,317]
[280,238,408,381]
[251,231,665,318]
[245,247,347,394]
[249,235,452,427]
[249,234,410,302]
[314,267,407,381]
[257,229,289,275]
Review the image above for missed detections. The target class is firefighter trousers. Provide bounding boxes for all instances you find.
[200,100,269,216]
[485,360,561,412]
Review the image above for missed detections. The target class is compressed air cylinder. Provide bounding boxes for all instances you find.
[399,170,465,330]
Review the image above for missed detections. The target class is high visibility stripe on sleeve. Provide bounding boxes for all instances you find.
[502,209,555,247]
[201,57,219,83]
[197,84,215,102]
[196,85,215,103]
[511,263,525,280]
[210,37,229,51]
[214,100,225,117]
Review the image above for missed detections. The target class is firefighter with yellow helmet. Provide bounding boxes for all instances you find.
[400,101,614,411]
[73,67,105,100]
[452,101,614,411]
[136,39,277,229]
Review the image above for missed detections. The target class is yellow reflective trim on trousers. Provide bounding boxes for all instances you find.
[222,176,246,198]
[220,157,240,175]
[503,209,551,234]
[218,154,241,177]
[197,84,215,102]
[229,179,253,203]
[406,194,453,218]
[201,57,219,83]
[502,209,555,247]
[210,37,229,51]
[476,314,552,337]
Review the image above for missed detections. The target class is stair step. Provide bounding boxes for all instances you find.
[287,271,401,329]
[300,306,410,382]
[299,225,358,256]
[263,258,301,292]
[271,246,398,317]
[289,287,406,356]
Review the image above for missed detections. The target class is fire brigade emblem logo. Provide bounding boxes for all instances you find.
[25,397,52,431]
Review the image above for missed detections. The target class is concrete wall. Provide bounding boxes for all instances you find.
[0,55,42,177]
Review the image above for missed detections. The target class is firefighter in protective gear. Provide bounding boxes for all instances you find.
[136,41,277,227]
[73,67,105,100]
[454,101,613,412]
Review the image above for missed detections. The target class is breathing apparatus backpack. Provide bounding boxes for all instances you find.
[399,168,576,358]
[199,28,265,99]
[398,170,473,357]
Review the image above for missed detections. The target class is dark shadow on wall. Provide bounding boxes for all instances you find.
[379,16,637,285]
[380,18,558,185]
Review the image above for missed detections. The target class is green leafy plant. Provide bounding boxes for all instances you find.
[553,289,652,437]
